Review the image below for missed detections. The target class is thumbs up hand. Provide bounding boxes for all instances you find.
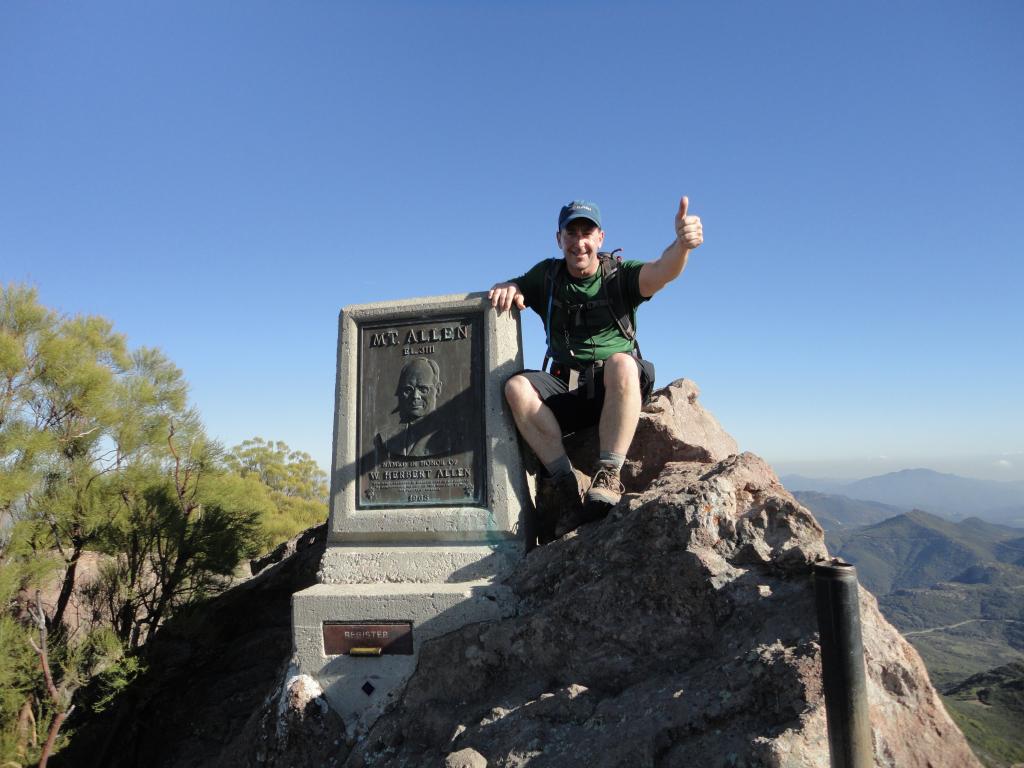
[674,196,703,250]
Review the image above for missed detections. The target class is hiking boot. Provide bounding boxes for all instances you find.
[533,496,558,546]
[586,465,624,508]
[535,471,584,541]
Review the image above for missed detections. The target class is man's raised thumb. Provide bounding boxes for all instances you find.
[678,196,689,219]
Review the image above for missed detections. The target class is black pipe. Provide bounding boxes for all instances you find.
[813,559,873,768]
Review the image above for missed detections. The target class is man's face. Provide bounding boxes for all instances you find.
[557,218,605,278]
[397,363,440,422]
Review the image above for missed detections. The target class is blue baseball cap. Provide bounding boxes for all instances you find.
[558,200,602,230]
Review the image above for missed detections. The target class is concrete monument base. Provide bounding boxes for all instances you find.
[292,580,516,738]
[291,293,530,737]
[318,542,522,584]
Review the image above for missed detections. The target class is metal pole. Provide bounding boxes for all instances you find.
[813,559,873,768]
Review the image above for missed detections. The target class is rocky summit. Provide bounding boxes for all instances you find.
[60,379,980,767]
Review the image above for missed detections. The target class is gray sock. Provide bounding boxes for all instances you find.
[598,451,626,471]
[544,454,574,480]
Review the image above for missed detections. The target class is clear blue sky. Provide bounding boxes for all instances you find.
[2,2,1022,481]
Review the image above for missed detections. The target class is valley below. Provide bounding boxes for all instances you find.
[792,470,1024,768]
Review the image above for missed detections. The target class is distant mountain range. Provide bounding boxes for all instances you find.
[822,507,1024,676]
[791,491,906,531]
[782,468,1024,527]
[825,509,1024,595]
[822,507,1024,765]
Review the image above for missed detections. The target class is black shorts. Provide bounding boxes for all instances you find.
[513,356,656,436]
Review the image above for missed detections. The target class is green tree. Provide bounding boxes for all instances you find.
[1,285,137,630]
[0,284,272,763]
[0,540,49,763]
[225,437,328,548]
[0,286,56,522]
[0,284,234,632]
[92,427,272,647]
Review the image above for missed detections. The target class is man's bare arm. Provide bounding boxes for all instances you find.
[638,196,704,298]
[488,282,525,313]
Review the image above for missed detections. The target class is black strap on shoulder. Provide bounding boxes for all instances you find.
[542,258,564,371]
[597,250,638,346]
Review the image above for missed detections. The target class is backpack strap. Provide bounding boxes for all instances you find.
[541,250,641,371]
[542,258,565,372]
[597,250,639,350]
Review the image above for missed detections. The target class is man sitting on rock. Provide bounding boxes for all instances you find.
[489,197,704,542]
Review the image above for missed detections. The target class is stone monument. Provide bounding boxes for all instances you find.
[292,292,530,737]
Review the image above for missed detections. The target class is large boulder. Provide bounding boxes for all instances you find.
[346,452,978,767]
[56,378,979,768]
[565,378,738,490]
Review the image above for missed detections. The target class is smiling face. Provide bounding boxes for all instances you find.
[395,359,441,422]
[556,218,605,278]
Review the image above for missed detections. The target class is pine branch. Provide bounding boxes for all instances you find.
[28,592,74,768]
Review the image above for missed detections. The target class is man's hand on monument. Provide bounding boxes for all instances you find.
[674,196,703,251]
[488,282,525,313]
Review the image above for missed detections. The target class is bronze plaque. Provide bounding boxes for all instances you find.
[357,314,485,508]
[323,621,414,655]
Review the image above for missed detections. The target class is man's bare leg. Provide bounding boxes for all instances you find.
[503,374,566,466]
[585,353,642,508]
[504,374,583,543]
[598,353,642,456]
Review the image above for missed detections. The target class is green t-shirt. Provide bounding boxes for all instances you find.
[509,258,649,364]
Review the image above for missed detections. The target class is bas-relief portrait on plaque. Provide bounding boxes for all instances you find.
[357,315,485,508]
